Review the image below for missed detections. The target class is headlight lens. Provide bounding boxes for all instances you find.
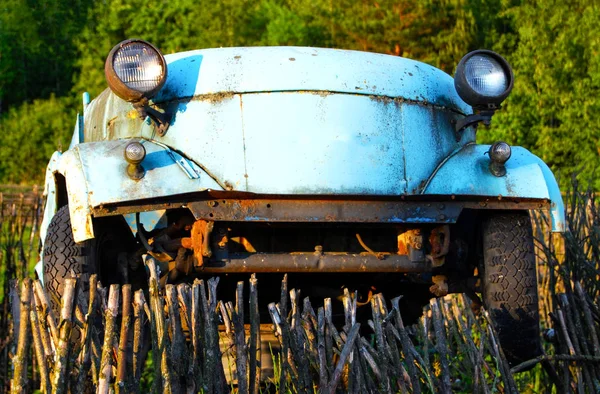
[464,55,508,97]
[454,50,513,110]
[113,42,165,93]
[105,39,167,102]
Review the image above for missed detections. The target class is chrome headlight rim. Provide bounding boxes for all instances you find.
[104,38,167,103]
[454,49,514,110]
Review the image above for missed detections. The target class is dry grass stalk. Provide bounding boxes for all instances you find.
[115,284,132,393]
[132,290,146,393]
[97,284,119,394]
[11,278,31,394]
[165,284,187,380]
[248,274,260,394]
[29,295,50,394]
[74,274,97,392]
[146,257,175,394]
[191,279,205,390]
[328,322,360,394]
[33,280,59,351]
[50,278,76,394]
[233,281,248,393]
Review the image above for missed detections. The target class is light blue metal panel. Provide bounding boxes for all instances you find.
[154,47,471,115]
[423,144,565,232]
[241,92,406,194]
[73,140,223,208]
[159,96,247,190]
[401,104,475,193]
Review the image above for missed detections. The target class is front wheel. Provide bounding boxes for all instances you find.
[43,205,137,314]
[481,211,541,366]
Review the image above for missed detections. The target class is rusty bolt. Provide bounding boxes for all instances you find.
[208,201,218,207]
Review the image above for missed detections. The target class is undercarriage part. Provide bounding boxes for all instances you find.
[132,209,471,280]
[397,228,425,262]
[189,219,213,267]
[428,225,450,266]
[355,233,384,260]
[194,252,431,273]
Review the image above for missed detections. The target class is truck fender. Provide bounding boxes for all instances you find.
[423,144,565,232]
[41,139,224,244]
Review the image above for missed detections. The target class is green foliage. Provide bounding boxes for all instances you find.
[0,95,75,184]
[483,0,600,190]
[0,0,598,187]
[0,0,91,110]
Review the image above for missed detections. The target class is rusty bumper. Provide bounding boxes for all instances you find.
[93,194,550,223]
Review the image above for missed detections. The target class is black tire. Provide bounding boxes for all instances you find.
[43,205,136,314]
[43,205,93,313]
[481,211,541,367]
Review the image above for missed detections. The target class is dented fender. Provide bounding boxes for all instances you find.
[423,144,565,232]
[41,139,224,243]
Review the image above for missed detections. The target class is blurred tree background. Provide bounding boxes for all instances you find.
[0,0,598,187]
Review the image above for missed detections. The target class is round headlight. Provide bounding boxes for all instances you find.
[105,39,167,102]
[454,50,513,110]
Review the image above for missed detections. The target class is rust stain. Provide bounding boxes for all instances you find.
[397,231,409,255]
[189,91,237,104]
[190,219,214,267]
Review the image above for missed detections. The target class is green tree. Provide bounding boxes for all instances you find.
[0,95,75,184]
[0,0,91,112]
[485,0,600,189]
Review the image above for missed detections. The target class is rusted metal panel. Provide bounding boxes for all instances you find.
[423,144,565,232]
[94,195,549,219]
[196,253,432,273]
[188,198,461,223]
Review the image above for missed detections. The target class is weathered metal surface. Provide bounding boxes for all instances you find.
[145,93,469,195]
[152,47,471,114]
[81,48,474,197]
[94,195,549,219]
[188,198,461,223]
[423,144,565,232]
[196,252,432,273]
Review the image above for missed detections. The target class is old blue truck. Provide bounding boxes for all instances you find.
[38,39,564,366]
